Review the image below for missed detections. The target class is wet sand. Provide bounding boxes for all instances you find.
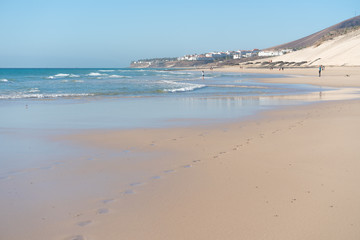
[1,68,360,240]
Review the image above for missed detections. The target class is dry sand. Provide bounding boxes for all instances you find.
[212,66,360,88]
[269,28,360,67]
[59,99,360,240]
[2,68,360,240]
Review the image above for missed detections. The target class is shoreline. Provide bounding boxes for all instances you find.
[207,66,360,88]
[1,68,360,239]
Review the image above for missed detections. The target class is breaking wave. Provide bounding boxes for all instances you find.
[87,72,107,76]
[108,75,128,78]
[0,93,92,99]
[162,80,206,93]
[48,73,80,79]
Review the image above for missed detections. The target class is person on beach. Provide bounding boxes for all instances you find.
[202,71,205,79]
[319,65,322,77]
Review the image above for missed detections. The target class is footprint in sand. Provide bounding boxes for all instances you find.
[123,189,135,194]
[183,164,192,168]
[77,220,92,227]
[66,235,86,240]
[151,176,161,180]
[130,182,143,187]
[193,160,201,163]
[97,208,109,214]
[164,169,175,174]
[102,199,115,204]
[39,166,54,170]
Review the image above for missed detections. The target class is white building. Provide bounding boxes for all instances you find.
[258,49,293,57]
[258,51,283,57]
[233,54,242,59]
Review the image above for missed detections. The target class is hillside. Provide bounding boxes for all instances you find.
[267,15,360,50]
[265,27,360,66]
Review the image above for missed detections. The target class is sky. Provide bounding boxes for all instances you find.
[0,0,359,68]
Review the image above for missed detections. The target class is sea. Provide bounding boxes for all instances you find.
[0,68,319,99]
[0,68,325,129]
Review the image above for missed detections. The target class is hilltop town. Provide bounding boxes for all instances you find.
[130,49,293,68]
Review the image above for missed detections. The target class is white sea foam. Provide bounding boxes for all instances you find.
[99,70,115,72]
[69,74,80,78]
[48,73,74,79]
[108,74,127,78]
[162,80,206,93]
[28,88,40,93]
[54,73,70,77]
[0,93,92,99]
[88,72,107,76]
[164,85,205,93]
[61,79,84,83]
[0,79,8,82]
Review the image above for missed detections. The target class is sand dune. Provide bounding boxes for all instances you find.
[270,28,360,66]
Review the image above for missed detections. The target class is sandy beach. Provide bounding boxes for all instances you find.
[212,66,360,88]
[1,67,360,240]
[2,1,360,240]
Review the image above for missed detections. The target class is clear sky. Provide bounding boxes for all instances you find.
[0,0,359,68]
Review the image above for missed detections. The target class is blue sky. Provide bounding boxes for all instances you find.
[0,0,359,67]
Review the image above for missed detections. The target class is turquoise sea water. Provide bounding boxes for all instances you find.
[0,68,324,130]
[0,68,318,99]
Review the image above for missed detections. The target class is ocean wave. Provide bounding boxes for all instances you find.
[99,70,115,72]
[0,79,8,82]
[48,73,79,79]
[61,79,84,83]
[54,73,70,77]
[108,74,128,78]
[88,72,107,76]
[162,81,206,93]
[0,93,92,100]
[164,85,206,93]
[28,88,40,93]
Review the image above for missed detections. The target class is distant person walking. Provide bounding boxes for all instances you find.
[318,65,322,77]
[202,70,205,79]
